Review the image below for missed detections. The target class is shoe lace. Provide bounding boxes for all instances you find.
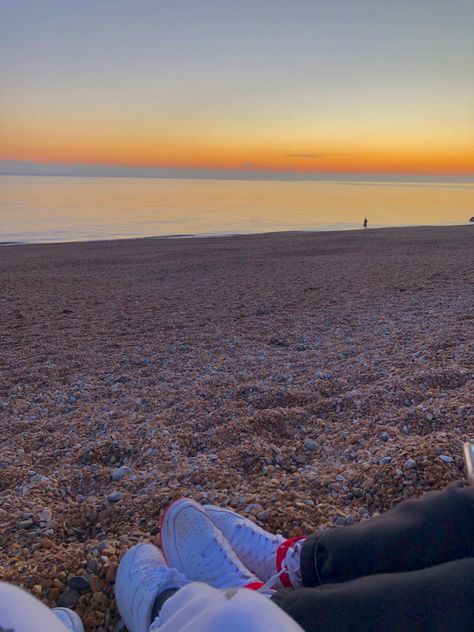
[255,538,303,590]
[281,539,303,585]
[140,563,187,594]
[231,522,280,574]
[200,537,251,588]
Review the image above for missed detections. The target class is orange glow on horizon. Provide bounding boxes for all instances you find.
[1,114,473,176]
[2,146,473,176]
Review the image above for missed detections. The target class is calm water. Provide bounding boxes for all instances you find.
[0,175,472,243]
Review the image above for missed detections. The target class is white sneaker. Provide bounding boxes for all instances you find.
[161,499,265,590]
[204,504,305,588]
[115,542,190,632]
[52,608,84,632]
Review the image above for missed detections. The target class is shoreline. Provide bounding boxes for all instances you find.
[1,221,472,248]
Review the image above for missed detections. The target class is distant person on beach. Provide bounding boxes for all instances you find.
[3,481,474,631]
[363,217,368,229]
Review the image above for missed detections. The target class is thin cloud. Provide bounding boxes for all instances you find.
[286,153,322,159]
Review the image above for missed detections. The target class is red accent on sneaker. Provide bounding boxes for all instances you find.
[243,581,265,591]
[160,497,187,565]
[275,536,305,588]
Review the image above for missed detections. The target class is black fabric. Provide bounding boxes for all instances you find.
[151,588,178,621]
[272,481,474,631]
[273,558,474,632]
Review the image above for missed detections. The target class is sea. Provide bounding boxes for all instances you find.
[0,175,472,244]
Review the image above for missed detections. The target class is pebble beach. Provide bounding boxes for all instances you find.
[1,225,473,630]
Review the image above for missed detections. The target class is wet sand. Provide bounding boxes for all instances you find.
[1,225,473,630]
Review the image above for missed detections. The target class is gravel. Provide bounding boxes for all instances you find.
[1,226,472,631]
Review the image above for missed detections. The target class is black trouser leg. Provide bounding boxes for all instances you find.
[301,480,474,585]
[272,557,474,632]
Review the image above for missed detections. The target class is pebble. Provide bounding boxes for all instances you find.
[107,492,123,503]
[68,576,91,591]
[439,455,453,463]
[106,562,118,583]
[58,589,79,608]
[111,466,131,481]
[315,371,333,380]
[404,459,417,470]
[303,438,316,451]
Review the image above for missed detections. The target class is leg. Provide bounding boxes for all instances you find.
[301,480,474,585]
[0,581,72,632]
[151,582,303,631]
[272,557,474,632]
[116,537,301,632]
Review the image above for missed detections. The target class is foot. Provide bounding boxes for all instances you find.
[52,608,84,632]
[115,542,190,632]
[161,498,265,590]
[204,504,305,588]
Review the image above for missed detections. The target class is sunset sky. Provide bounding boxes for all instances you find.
[1,0,473,178]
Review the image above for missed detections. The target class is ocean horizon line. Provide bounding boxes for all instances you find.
[1,162,473,184]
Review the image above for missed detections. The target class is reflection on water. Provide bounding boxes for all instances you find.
[0,175,472,243]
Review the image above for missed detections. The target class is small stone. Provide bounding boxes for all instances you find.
[294,454,307,465]
[303,438,316,451]
[107,492,123,503]
[90,576,103,592]
[439,454,453,463]
[379,456,392,465]
[58,589,79,608]
[39,508,53,526]
[256,510,269,521]
[68,576,91,591]
[245,503,263,514]
[49,587,60,602]
[111,466,131,481]
[16,519,34,530]
[106,563,118,583]
[380,432,389,442]
[404,458,417,470]
[315,371,333,380]
[303,499,315,507]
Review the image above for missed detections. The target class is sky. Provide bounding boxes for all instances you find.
[1,0,473,179]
